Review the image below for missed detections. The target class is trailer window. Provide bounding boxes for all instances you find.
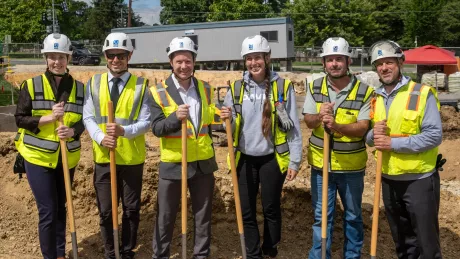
[131,39,136,49]
[186,35,198,46]
[260,31,278,42]
[288,30,293,41]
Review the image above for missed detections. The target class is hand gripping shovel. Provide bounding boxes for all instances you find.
[370,150,383,259]
[225,118,247,259]
[58,118,79,259]
[108,101,121,259]
[321,129,331,259]
[181,120,188,259]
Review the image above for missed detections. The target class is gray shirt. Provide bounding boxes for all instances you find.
[365,75,442,181]
[303,75,371,173]
[223,71,302,171]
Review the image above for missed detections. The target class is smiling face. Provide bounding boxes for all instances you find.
[245,52,269,81]
[46,53,68,74]
[322,54,350,78]
[374,57,402,85]
[170,51,194,81]
[105,49,131,74]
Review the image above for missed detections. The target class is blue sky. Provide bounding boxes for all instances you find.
[80,0,163,25]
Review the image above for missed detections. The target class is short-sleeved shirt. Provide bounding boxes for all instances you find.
[302,75,371,174]
[302,75,371,121]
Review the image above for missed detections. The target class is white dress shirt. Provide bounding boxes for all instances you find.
[172,74,200,133]
[83,71,153,145]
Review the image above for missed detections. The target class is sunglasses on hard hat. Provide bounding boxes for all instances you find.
[106,52,129,60]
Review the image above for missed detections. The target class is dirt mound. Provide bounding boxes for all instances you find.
[4,67,308,95]
[441,106,460,139]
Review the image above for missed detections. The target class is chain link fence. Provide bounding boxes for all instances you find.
[3,42,104,58]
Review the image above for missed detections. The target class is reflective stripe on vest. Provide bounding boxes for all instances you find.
[66,140,81,152]
[23,134,59,152]
[312,78,330,103]
[407,83,423,111]
[309,135,365,152]
[92,74,144,125]
[165,124,210,138]
[31,80,84,114]
[156,78,212,107]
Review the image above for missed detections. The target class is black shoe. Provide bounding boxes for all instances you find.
[262,247,278,258]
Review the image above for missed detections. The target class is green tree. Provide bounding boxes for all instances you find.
[208,0,274,21]
[400,0,446,47]
[438,0,460,46]
[284,0,378,47]
[59,1,91,41]
[160,0,210,24]
[81,0,124,42]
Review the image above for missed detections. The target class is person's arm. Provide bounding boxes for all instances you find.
[365,128,375,147]
[285,83,302,172]
[82,80,105,145]
[302,85,322,129]
[15,81,45,134]
[391,93,442,153]
[121,87,153,139]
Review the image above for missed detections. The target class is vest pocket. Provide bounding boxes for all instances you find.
[400,110,419,134]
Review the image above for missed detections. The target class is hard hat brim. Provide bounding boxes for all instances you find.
[41,50,73,55]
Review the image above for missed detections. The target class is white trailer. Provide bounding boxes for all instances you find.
[111,17,295,71]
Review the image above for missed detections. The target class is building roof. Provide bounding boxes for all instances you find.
[112,17,292,34]
[404,45,458,65]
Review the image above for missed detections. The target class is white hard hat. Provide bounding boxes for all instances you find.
[166,37,198,58]
[369,40,404,64]
[320,37,351,57]
[241,35,271,57]
[102,32,134,52]
[41,33,72,55]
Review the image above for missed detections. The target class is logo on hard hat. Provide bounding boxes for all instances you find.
[333,46,338,52]
[180,42,184,48]
[54,43,59,49]
[377,50,383,56]
[113,40,119,47]
[249,44,253,50]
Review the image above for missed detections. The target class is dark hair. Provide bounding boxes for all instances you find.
[261,63,271,139]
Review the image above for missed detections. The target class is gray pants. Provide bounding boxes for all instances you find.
[152,173,215,259]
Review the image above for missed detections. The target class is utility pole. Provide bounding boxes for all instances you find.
[52,0,56,32]
[128,0,132,27]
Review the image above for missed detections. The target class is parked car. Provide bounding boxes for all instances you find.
[71,47,101,66]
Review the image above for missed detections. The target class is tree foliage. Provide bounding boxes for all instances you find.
[160,0,210,25]
[208,0,274,21]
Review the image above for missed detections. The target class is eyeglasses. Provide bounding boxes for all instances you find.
[106,52,129,60]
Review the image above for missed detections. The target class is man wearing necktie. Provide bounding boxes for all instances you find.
[82,32,153,259]
[150,37,218,259]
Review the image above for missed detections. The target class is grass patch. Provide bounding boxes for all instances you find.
[0,74,19,106]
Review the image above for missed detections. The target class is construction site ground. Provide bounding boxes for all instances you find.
[0,66,459,259]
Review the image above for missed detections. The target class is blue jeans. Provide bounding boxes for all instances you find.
[309,169,364,259]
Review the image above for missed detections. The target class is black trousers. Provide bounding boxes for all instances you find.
[94,163,144,259]
[25,160,75,259]
[237,153,287,259]
[382,172,442,259]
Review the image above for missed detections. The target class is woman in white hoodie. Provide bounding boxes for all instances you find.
[220,35,302,259]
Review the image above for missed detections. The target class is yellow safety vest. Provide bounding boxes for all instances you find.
[150,76,216,163]
[229,78,291,173]
[373,81,440,175]
[15,74,84,169]
[90,73,147,165]
[307,77,374,172]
